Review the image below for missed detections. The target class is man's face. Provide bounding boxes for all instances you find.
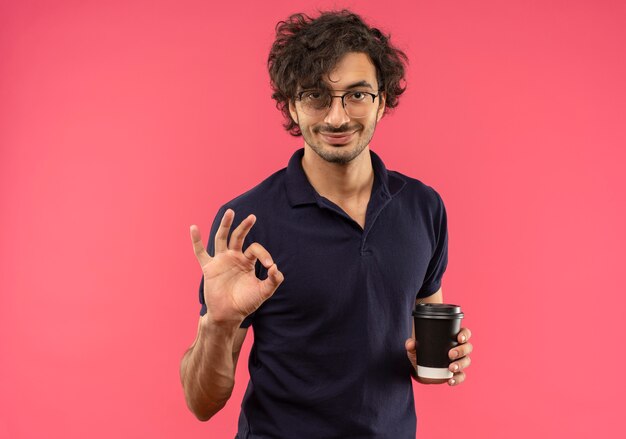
[288,52,386,165]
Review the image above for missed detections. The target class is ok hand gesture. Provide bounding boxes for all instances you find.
[190,209,284,326]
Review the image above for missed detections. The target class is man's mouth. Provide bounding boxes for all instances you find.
[319,131,356,145]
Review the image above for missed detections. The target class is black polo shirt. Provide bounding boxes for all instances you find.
[198,148,448,438]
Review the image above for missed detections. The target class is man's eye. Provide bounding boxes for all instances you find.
[305,92,324,100]
[349,92,366,101]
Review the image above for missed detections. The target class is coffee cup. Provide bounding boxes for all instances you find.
[412,303,464,381]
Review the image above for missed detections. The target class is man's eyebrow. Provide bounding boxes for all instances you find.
[344,80,374,90]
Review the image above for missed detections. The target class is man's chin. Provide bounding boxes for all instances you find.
[314,143,366,164]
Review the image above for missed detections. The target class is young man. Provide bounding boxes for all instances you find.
[181,9,473,438]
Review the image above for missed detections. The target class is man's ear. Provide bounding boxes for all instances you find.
[288,99,299,124]
[376,91,387,122]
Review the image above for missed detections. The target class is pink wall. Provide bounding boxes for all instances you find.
[1,0,624,437]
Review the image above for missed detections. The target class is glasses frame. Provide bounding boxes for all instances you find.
[295,89,381,118]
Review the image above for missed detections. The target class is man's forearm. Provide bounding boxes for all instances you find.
[180,315,240,421]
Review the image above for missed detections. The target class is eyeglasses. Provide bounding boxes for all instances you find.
[295,89,381,118]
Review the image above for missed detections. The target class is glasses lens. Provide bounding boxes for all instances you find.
[300,91,330,116]
[344,91,372,118]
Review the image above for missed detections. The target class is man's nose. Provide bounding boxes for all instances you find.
[323,96,351,127]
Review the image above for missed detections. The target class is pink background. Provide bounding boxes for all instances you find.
[1,0,625,437]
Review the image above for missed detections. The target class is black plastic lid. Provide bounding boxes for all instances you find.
[412,303,464,319]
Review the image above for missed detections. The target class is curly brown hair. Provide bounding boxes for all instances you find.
[267,9,409,136]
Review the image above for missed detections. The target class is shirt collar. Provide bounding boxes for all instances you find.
[285,148,406,207]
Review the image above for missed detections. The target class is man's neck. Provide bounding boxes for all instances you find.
[301,145,374,204]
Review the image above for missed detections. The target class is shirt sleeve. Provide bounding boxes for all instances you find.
[416,188,449,299]
[198,205,255,328]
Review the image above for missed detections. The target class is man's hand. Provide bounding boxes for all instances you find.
[405,327,473,386]
[190,208,285,327]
